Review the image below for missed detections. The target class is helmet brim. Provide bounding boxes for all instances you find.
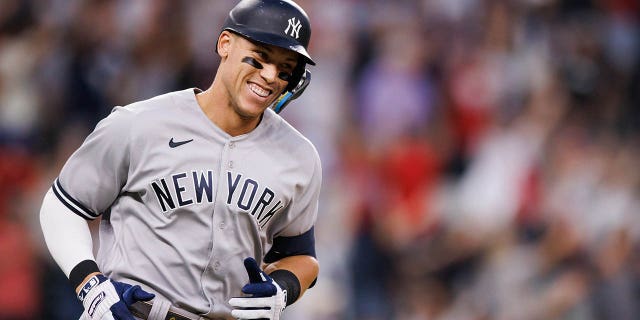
[226,28,316,66]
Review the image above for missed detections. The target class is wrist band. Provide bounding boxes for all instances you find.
[269,269,300,306]
[69,259,100,290]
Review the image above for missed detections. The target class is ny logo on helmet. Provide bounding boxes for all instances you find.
[285,17,302,39]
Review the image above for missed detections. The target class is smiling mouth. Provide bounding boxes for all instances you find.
[248,83,271,98]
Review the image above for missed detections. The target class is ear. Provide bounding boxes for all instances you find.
[217,31,233,58]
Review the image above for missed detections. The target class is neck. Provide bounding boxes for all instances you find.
[196,81,262,137]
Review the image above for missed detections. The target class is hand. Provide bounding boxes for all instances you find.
[77,274,155,320]
[229,258,287,320]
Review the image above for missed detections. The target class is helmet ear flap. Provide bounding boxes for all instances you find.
[272,66,311,114]
[285,58,306,93]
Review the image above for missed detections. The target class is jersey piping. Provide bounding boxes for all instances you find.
[52,178,99,220]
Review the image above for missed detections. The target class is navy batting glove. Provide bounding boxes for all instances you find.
[78,274,155,320]
[229,258,286,320]
[242,257,278,297]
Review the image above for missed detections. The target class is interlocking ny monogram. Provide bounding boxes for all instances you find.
[285,17,302,38]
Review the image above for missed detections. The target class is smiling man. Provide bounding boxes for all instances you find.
[203,33,301,133]
[39,1,321,320]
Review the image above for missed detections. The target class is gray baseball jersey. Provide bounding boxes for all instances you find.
[53,88,321,318]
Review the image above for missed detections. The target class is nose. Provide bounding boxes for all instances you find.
[259,63,279,83]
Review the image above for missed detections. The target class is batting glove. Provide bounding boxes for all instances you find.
[229,258,287,320]
[78,274,155,320]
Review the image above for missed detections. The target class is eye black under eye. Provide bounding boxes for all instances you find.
[278,72,292,81]
[244,56,292,81]
[242,56,263,69]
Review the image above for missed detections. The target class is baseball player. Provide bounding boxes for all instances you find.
[39,1,320,319]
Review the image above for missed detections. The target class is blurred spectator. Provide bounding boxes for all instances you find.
[354,10,437,154]
[0,146,40,319]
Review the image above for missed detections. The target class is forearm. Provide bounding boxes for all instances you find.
[263,255,319,302]
[39,188,97,288]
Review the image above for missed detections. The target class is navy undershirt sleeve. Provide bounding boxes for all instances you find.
[264,227,316,263]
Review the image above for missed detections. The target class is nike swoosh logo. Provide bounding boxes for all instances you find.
[169,138,193,148]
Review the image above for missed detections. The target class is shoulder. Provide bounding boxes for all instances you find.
[116,89,194,115]
[263,110,322,173]
[102,89,196,132]
[265,110,319,157]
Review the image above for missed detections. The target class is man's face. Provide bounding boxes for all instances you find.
[220,33,298,119]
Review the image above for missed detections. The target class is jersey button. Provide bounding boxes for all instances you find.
[213,261,221,270]
[219,222,226,229]
[229,142,236,149]
[229,161,234,168]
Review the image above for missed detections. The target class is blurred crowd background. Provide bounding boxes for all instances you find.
[1,0,639,319]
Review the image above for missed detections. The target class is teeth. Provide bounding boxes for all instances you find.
[249,83,270,97]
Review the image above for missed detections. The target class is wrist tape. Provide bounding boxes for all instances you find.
[269,269,300,306]
[70,259,100,290]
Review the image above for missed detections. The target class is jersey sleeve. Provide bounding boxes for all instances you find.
[278,147,322,237]
[264,148,321,262]
[54,106,134,220]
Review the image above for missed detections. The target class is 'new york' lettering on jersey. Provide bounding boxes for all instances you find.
[151,170,215,211]
[151,170,284,229]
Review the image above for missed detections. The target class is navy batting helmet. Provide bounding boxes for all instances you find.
[220,0,315,66]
